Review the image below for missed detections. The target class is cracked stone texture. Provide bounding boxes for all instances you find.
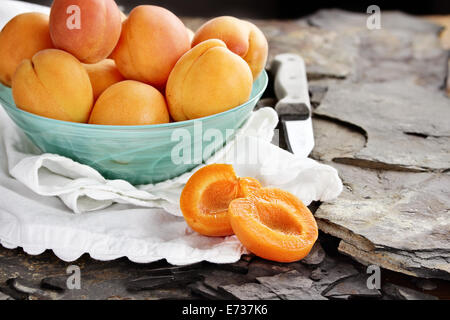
[299,241,326,266]
[308,256,359,293]
[257,270,326,300]
[220,283,280,300]
[307,10,450,281]
[308,9,443,34]
[382,283,439,300]
[323,274,382,300]
[308,9,448,89]
[314,81,450,172]
[315,163,450,280]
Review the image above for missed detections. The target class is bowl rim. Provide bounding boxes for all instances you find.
[0,70,268,131]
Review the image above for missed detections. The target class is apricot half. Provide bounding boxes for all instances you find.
[229,188,318,263]
[180,164,261,237]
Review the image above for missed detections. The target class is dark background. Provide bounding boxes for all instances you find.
[20,0,450,18]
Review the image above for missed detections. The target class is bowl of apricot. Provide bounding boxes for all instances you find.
[0,71,267,185]
[0,3,269,185]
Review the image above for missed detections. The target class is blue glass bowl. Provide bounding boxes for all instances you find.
[0,71,267,185]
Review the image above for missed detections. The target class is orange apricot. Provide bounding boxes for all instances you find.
[228,188,318,263]
[192,16,268,79]
[180,164,262,236]
[83,59,124,100]
[112,5,191,89]
[237,177,262,198]
[0,13,53,87]
[49,0,122,63]
[88,80,169,125]
[166,39,252,121]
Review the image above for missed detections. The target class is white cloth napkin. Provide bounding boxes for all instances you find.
[0,0,343,264]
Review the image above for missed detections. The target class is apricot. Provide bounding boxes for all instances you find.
[12,49,93,123]
[237,177,262,198]
[166,39,253,121]
[229,188,319,263]
[192,16,268,79]
[0,13,53,87]
[49,0,122,63]
[88,80,169,125]
[83,59,124,100]
[180,164,262,237]
[112,5,191,89]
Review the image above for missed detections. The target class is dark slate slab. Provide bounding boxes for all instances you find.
[7,278,62,300]
[308,10,448,89]
[300,241,326,266]
[188,281,229,300]
[309,256,359,293]
[0,290,13,300]
[41,276,67,292]
[257,270,326,300]
[316,163,450,280]
[246,259,294,281]
[314,81,450,171]
[382,283,438,300]
[127,270,203,292]
[308,9,443,35]
[202,270,250,291]
[220,283,280,300]
[323,274,382,300]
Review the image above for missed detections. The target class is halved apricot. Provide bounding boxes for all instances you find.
[237,177,262,198]
[228,188,318,262]
[180,164,262,236]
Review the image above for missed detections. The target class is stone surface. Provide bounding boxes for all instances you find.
[311,116,366,162]
[314,81,450,172]
[257,270,326,300]
[309,256,359,293]
[0,290,12,300]
[41,276,67,292]
[382,283,438,300]
[315,163,450,280]
[414,279,438,291]
[202,270,249,291]
[208,259,251,274]
[309,9,443,34]
[308,9,448,89]
[323,274,382,300]
[7,278,61,300]
[220,283,280,300]
[189,281,228,300]
[267,25,359,79]
[246,259,293,281]
[300,241,326,266]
